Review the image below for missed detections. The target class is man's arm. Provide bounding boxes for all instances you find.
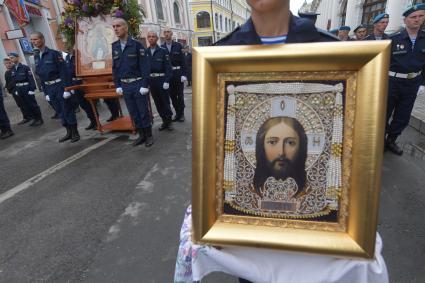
[138,44,150,88]
[24,65,37,91]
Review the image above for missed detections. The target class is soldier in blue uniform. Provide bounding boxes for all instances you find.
[364,13,390,40]
[3,57,31,124]
[183,46,192,87]
[0,85,14,139]
[65,48,97,130]
[146,31,174,131]
[112,18,153,147]
[161,27,187,122]
[8,52,43,127]
[30,31,80,143]
[385,5,425,155]
[353,24,368,40]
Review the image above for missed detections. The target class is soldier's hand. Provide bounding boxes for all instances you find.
[116,87,123,94]
[181,76,187,83]
[28,91,35,95]
[417,86,425,96]
[163,82,170,90]
[63,91,72,99]
[45,95,50,102]
[139,87,149,95]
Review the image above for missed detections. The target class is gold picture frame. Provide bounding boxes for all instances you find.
[192,41,391,259]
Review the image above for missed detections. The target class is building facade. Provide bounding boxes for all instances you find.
[139,0,192,47]
[189,0,251,47]
[301,0,423,35]
[0,0,63,86]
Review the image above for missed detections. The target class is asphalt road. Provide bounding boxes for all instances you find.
[0,88,424,283]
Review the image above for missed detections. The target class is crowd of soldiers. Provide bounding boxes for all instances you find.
[1,2,424,157]
[0,24,192,147]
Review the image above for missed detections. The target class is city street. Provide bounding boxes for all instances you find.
[0,87,425,283]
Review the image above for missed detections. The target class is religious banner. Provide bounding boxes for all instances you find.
[4,0,30,26]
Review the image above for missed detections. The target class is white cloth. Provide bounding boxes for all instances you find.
[163,82,170,90]
[181,76,187,83]
[45,95,50,102]
[174,206,389,283]
[28,91,35,95]
[116,87,123,94]
[63,91,71,99]
[417,86,425,96]
[139,87,149,95]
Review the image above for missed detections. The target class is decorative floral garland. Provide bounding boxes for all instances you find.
[59,0,144,49]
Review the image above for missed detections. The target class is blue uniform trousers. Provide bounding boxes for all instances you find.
[74,89,95,121]
[0,93,11,131]
[122,81,151,129]
[149,77,173,121]
[44,82,77,126]
[386,77,422,137]
[15,85,42,120]
[11,92,31,120]
[170,70,185,116]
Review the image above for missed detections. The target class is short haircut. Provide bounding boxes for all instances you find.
[3,58,11,62]
[147,30,159,37]
[31,31,44,40]
[113,18,128,28]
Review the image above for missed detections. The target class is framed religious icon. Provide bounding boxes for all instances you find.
[192,41,391,258]
[75,15,117,76]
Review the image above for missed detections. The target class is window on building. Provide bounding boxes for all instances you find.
[215,13,218,29]
[197,11,211,28]
[220,14,223,31]
[225,17,228,31]
[155,0,164,20]
[340,0,347,25]
[198,36,213,46]
[362,0,387,28]
[173,2,181,24]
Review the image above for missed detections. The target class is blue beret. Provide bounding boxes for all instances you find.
[373,13,389,24]
[8,52,19,57]
[339,26,351,31]
[354,24,367,32]
[403,5,424,17]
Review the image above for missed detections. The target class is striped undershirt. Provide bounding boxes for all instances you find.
[410,37,416,49]
[260,35,287,45]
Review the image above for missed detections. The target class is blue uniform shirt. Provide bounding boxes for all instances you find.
[112,37,150,89]
[160,41,187,77]
[146,46,172,83]
[34,47,69,88]
[11,63,36,91]
[215,15,338,46]
[389,29,425,82]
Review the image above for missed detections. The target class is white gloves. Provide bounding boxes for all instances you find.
[139,87,149,95]
[181,76,187,83]
[28,91,35,95]
[70,90,75,94]
[63,91,72,99]
[45,95,50,102]
[417,85,425,96]
[163,82,170,90]
[116,87,123,94]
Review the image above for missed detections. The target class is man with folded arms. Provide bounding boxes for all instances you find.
[385,5,425,155]
[30,31,80,142]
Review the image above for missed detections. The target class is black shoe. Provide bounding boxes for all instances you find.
[0,130,14,139]
[51,113,59,119]
[145,128,154,147]
[159,122,167,131]
[167,122,174,131]
[385,136,403,156]
[178,115,185,122]
[85,121,97,130]
[172,115,180,122]
[70,125,80,143]
[59,126,71,143]
[29,119,44,127]
[107,115,118,122]
[133,129,146,146]
[18,118,31,125]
